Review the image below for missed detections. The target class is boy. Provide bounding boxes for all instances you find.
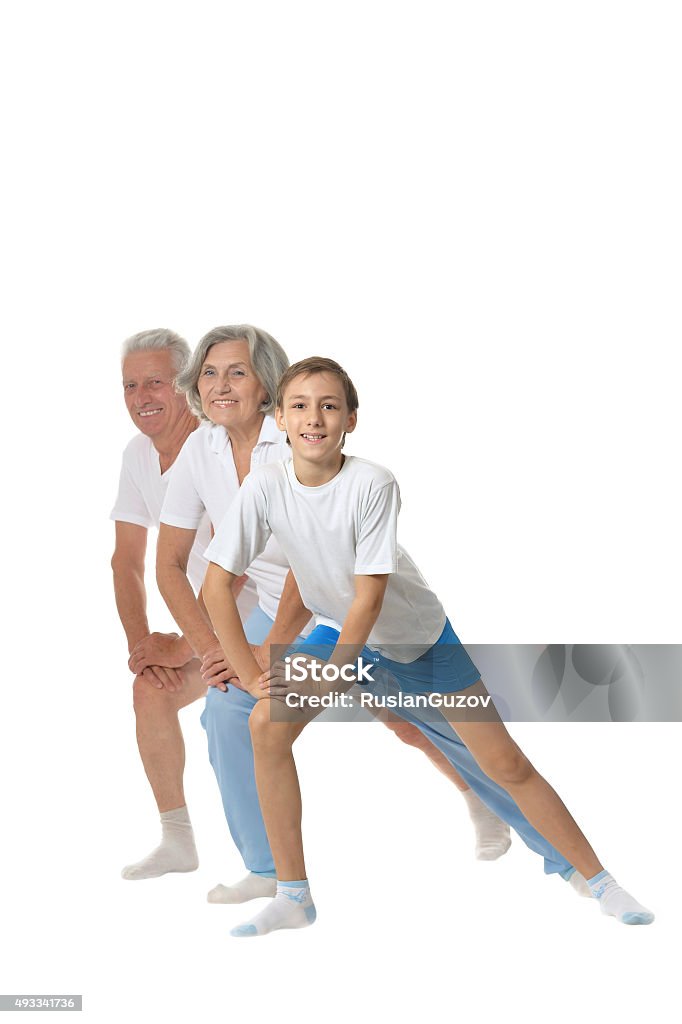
[202,357,654,936]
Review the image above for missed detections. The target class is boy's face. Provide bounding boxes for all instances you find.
[276,371,357,465]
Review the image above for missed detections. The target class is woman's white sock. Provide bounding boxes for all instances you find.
[207,873,277,904]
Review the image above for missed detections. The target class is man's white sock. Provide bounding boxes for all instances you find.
[587,870,655,925]
[230,879,317,937]
[121,806,198,880]
[461,789,512,861]
[207,873,277,904]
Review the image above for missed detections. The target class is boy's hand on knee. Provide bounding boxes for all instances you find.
[258,655,322,702]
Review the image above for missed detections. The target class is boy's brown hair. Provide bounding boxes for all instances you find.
[276,356,359,413]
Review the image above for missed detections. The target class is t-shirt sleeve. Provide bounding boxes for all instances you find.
[204,474,272,575]
[354,479,400,574]
[110,452,153,528]
[160,438,206,530]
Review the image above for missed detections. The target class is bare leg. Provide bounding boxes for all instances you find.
[448,679,602,879]
[382,718,472,790]
[132,660,207,812]
[122,660,207,880]
[228,700,316,936]
[248,698,308,880]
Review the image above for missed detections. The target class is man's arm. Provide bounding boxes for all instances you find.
[111,521,151,653]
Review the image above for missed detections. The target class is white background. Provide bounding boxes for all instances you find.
[1,2,680,1022]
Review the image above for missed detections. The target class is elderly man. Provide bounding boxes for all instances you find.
[111,328,247,879]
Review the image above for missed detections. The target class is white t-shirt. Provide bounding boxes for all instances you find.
[110,432,211,594]
[204,456,446,662]
[160,416,293,624]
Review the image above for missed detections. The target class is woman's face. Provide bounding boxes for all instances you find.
[197,340,269,429]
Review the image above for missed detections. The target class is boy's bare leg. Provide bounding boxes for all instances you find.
[446,679,653,923]
[122,660,207,880]
[441,679,603,877]
[229,699,315,937]
[249,699,309,879]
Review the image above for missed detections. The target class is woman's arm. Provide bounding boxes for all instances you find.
[202,562,264,695]
[155,522,217,660]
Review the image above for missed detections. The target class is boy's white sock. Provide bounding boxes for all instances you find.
[461,789,512,860]
[587,870,655,925]
[207,873,277,904]
[230,879,317,937]
[121,806,198,880]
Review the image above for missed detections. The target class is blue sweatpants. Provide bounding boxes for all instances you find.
[293,622,573,877]
[200,605,276,876]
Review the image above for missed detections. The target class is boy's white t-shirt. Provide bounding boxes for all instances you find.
[110,432,210,594]
[160,416,293,623]
[204,455,446,662]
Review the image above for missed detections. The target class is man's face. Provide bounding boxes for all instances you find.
[276,371,357,463]
[122,349,188,438]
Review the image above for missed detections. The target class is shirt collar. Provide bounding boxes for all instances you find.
[208,414,281,454]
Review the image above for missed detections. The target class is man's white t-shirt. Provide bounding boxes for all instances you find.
[110,432,211,594]
[160,416,293,624]
[204,456,446,662]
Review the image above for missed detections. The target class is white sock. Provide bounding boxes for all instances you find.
[207,873,277,904]
[121,806,198,880]
[587,870,655,925]
[461,789,512,861]
[566,870,592,898]
[230,879,317,937]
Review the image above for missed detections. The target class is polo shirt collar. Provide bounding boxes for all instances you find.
[207,414,280,454]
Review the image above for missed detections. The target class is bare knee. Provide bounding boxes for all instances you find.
[479,747,535,787]
[248,699,296,756]
[132,673,169,716]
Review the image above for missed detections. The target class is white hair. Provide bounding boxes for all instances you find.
[176,325,290,420]
[121,328,191,375]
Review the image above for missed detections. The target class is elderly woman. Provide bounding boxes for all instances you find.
[130,324,509,903]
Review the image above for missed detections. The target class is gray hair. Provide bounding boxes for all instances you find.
[121,328,191,375]
[176,325,290,420]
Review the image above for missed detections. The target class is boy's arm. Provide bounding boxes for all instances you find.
[260,570,313,656]
[263,574,388,699]
[330,574,388,668]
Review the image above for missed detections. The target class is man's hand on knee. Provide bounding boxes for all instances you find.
[140,664,185,693]
[129,632,194,675]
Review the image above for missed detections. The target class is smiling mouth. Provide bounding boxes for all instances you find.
[301,433,326,443]
[213,399,238,407]
[138,408,163,417]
